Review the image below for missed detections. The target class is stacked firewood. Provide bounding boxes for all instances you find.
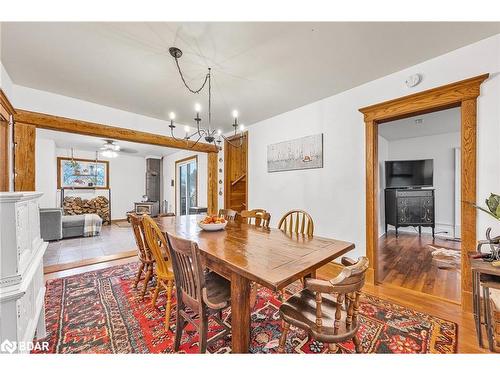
[63,196,110,223]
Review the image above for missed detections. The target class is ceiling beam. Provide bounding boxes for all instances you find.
[13,109,218,153]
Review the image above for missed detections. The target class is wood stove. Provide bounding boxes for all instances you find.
[134,201,159,217]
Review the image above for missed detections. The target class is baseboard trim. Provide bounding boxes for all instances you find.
[44,250,137,274]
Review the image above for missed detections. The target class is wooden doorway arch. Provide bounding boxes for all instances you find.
[359,74,489,311]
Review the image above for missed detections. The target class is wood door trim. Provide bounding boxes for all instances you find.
[14,122,36,191]
[14,109,217,153]
[0,90,15,192]
[207,152,218,215]
[224,132,248,211]
[359,73,489,311]
[174,155,198,215]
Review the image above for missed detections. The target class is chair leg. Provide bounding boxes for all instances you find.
[152,283,162,307]
[199,313,208,353]
[133,263,144,289]
[141,265,153,300]
[174,308,185,352]
[328,343,339,354]
[353,335,363,353]
[277,321,290,353]
[164,280,174,330]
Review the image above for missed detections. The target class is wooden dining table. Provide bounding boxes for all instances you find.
[155,214,355,353]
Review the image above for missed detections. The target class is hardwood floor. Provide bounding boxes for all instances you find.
[377,230,461,303]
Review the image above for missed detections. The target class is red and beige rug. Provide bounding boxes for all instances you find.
[34,262,457,354]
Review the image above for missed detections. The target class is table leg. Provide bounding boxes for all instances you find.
[230,272,251,353]
[472,270,483,347]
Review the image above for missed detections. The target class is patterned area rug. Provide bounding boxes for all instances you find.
[34,262,457,354]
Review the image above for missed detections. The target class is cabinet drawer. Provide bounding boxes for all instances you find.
[396,190,433,198]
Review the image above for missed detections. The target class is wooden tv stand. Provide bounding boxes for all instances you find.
[385,188,435,238]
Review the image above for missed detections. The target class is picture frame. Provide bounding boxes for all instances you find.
[57,157,109,189]
[267,133,323,172]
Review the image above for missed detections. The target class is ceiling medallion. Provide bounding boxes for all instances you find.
[167,47,245,149]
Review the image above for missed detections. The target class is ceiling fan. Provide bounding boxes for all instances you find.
[99,140,138,158]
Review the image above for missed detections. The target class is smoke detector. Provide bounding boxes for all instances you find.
[405,74,422,88]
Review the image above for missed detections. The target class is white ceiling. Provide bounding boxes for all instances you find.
[378,107,460,141]
[37,128,179,158]
[3,22,500,131]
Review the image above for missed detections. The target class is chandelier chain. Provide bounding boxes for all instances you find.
[173,56,210,94]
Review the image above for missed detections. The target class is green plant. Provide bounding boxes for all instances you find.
[474,193,500,221]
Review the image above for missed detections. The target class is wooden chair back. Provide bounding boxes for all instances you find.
[306,256,369,333]
[278,210,314,236]
[128,213,151,262]
[165,232,205,310]
[218,208,237,221]
[141,215,174,279]
[240,209,271,228]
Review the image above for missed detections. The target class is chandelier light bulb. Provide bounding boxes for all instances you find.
[184,125,190,133]
[169,112,176,120]
[195,103,202,112]
[217,129,222,136]
[239,124,245,132]
[232,110,239,119]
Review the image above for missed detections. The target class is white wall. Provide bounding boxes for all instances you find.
[248,34,500,258]
[35,136,57,207]
[163,150,208,214]
[378,132,461,237]
[34,143,147,220]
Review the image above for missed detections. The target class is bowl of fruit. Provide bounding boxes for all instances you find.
[198,215,227,231]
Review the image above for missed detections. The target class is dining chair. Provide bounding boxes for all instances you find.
[165,232,232,353]
[278,256,369,354]
[278,209,314,236]
[218,208,238,221]
[276,210,315,300]
[141,215,176,329]
[239,209,271,307]
[240,209,271,228]
[128,213,155,299]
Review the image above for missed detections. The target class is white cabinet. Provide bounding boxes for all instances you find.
[0,192,47,353]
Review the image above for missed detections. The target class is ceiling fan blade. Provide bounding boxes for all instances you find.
[119,147,139,154]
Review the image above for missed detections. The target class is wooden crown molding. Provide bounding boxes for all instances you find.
[13,109,218,153]
[359,73,489,123]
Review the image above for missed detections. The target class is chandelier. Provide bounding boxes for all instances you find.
[167,47,245,149]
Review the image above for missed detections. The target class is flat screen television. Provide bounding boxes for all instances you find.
[385,159,433,189]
